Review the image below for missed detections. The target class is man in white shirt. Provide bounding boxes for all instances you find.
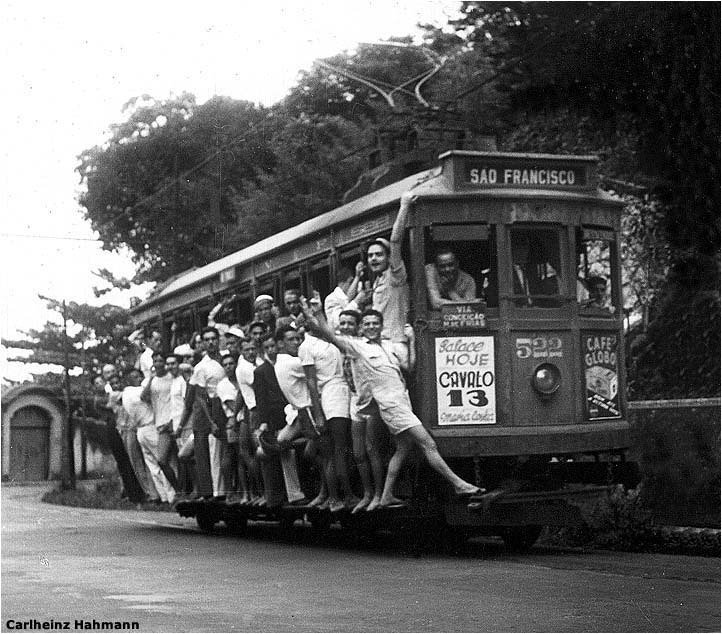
[275,325,337,507]
[304,303,483,510]
[176,326,227,499]
[366,192,415,367]
[140,352,180,499]
[235,339,262,502]
[323,263,368,331]
[121,369,160,502]
[299,327,357,509]
[336,309,384,513]
[139,329,162,379]
[216,353,242,500]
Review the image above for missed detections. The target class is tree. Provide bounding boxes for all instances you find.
[77,94,276,284]
[454,2,720,280]
[232,114,367,241]
[2,297,134,389]
[453,2,720,397]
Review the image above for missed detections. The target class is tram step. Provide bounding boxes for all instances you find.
[467,485,610,512]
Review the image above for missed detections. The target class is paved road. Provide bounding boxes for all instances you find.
[2,486,719,632]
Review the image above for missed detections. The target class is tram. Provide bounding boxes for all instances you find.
[131,149,638,548]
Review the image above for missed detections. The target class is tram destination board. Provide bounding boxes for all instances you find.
[462,157,592,190]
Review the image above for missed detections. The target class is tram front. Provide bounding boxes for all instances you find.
[407,150,637,540]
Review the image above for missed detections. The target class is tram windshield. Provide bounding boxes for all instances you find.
[424,224,497,309]
[576,228,615,314]
[510,227,562,308]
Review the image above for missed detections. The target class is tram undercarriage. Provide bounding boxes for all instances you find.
[175,450,639,551]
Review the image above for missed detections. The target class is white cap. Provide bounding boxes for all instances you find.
[174,343,193,357]
[226,326,246,339]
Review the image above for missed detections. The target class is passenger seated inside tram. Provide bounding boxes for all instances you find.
[581,275,612,312]
[425,248,477,309]
[424,223,497,310]
[510,230,561,307]
[576,229,615,315]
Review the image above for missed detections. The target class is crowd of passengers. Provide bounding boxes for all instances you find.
[90,193,482,511]
[89,192,612,511]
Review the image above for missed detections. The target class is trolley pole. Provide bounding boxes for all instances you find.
[60,300,76,490]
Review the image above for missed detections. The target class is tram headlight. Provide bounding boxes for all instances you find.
[531,363,561,396]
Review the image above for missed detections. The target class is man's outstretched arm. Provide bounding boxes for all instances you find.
[301,297,353,356]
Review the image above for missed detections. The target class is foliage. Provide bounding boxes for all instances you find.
[629,287,721,399]
[283,30,504,140]
[456,1,720,273]
[77,94,276,283]
[1,297,134,386]
[455,2,720,397]
[233,114,367,240]
[42,478,174,511]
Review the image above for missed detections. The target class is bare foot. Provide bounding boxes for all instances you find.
[344,495,361,509]
[366,496,382,512]
[454,483,484,496]
[377,495,405,508]
[351,495,372,514]
[309,494,328,508]
[328,498,345,513]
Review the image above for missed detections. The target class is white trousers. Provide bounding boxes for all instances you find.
[136,425,176,503]
[209,435,222,497]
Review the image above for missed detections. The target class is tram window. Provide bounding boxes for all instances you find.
[171,310,194,346]
[235,293,253,325]
[424,224,497,309]
[577,228,615,314]
[309,258,332,300]
[282,271,302,294]
[510,227,562,308]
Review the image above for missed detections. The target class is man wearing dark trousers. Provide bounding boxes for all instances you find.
[253,335,306,507]
[176,327,225,500]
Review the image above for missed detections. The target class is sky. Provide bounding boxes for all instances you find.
[1,0,459,381]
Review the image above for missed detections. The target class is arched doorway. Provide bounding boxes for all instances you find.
[9,406,50,481]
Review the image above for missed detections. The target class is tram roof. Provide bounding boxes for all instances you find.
[132,150,621,315]
[134,168,435,313]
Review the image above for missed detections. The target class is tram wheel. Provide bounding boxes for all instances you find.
[196,512,216,533]
[310,513,331,533]
[225,517,248,535]
[441,527,470,552]
[279,516,296,532]
[500,526,542,551]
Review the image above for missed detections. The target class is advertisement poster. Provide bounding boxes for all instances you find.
[582,333,621,419]
[435,336,496,425]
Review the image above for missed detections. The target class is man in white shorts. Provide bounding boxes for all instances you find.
[299,323,357,508]
[304,303,483,509]
[274,325,336,509]
[336,308,385,513]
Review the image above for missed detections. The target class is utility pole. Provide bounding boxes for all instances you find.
[60,300,76,490]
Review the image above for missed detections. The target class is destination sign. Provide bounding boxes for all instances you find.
[463,158,590,189]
